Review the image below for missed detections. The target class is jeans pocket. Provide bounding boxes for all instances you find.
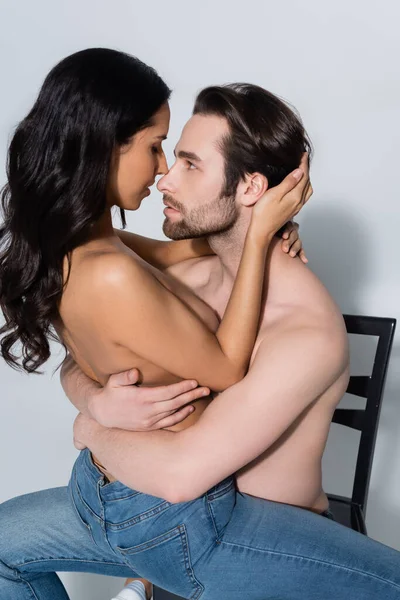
[68,472,98,546]
[206,481,236,541]
[116,524,204,600]
[104,493,171,529]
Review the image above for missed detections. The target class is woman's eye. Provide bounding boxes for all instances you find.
[151,146,160,154]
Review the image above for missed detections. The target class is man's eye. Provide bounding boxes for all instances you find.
[187,161,196,170]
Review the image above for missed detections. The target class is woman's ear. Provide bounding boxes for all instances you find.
[238,173,269,207]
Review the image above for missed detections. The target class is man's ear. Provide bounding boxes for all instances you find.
[238,173,269,207]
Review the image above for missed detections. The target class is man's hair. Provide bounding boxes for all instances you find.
[193,83,312,196]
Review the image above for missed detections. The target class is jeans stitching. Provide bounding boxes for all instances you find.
[205,499,220,541]
[23,579,39,600]
[116,525,204,600]
[107,500,171,530]
[207,482,235,501]
[102,492,141,502]
[15,557,129,568]
[68,476,93,534]
[116,525,182,554]
[219,540,400,591]
[178,523,204,600]
[73,475,103,525]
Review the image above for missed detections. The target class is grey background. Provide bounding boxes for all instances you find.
[0,0,399,597]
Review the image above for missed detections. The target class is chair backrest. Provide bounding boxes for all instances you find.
[331,314,396,512]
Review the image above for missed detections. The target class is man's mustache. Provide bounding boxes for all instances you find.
[162,194,184,212]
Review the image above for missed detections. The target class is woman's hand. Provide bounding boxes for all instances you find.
[280,221,308,264]
[249,153,313,245]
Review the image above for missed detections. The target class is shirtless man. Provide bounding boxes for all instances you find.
[68,84,348,516]
[58,86,398,600]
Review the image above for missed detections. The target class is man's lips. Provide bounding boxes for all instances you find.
[163,200,180,212]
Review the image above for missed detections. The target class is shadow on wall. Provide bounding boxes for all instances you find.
[298,202,367,313]
[300,202,400,546]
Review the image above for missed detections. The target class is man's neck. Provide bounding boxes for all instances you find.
[206,216,250,288]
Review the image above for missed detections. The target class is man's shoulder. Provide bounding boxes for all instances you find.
[164,255,219,288]
[254,311,349,378]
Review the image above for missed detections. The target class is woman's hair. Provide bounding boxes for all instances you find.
[0,48,171,373]
[193,83,312,197]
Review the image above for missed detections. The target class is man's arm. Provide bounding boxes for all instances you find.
[60,354,101,417]
[60,355,210,431]
[76,325,348,503]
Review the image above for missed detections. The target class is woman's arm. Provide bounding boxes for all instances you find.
[87,169,304,393]
[115,229,215,270]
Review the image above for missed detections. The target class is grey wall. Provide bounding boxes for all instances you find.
[0,1,399,597]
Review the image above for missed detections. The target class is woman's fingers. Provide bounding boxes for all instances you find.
[282,223,300,252]
[299,248,309,264]
[303,181,313,205]
[288,239,301,257]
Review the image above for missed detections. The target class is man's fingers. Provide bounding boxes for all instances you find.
[150,405,196,430]
[150,380,203,403]
[158,387,210,411]
[109,368,140,388]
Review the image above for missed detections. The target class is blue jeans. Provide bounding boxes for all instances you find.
[1,449,400,599]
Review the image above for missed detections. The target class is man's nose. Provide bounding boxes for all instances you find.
[157,169,172,193]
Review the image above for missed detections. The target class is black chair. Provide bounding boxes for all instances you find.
[153,314,397,599]
[327,314,396,534]
[153,591,184,600]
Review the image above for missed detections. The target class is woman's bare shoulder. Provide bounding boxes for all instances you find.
[78,249,157,295]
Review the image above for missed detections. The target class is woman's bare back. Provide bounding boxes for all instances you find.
[56,236,220,434]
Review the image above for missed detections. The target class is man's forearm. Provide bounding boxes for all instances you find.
[78,328,343,506]
[82,418,182,502]
[60,355,100,417]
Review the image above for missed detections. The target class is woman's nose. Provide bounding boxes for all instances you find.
[157,152,169,176]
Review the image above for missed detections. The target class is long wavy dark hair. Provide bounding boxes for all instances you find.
[0,48,171,374]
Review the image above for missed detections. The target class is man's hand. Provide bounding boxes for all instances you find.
[89,368,210,431]
[73,412,103,451]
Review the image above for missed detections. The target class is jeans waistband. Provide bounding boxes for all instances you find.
[76,448,235,503]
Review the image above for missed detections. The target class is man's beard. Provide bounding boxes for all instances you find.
[162,192,239,240]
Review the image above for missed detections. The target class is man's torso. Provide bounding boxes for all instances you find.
[164,239,349,512]
[59,237,348,512]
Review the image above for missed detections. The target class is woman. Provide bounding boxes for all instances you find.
[0,48,309,600]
